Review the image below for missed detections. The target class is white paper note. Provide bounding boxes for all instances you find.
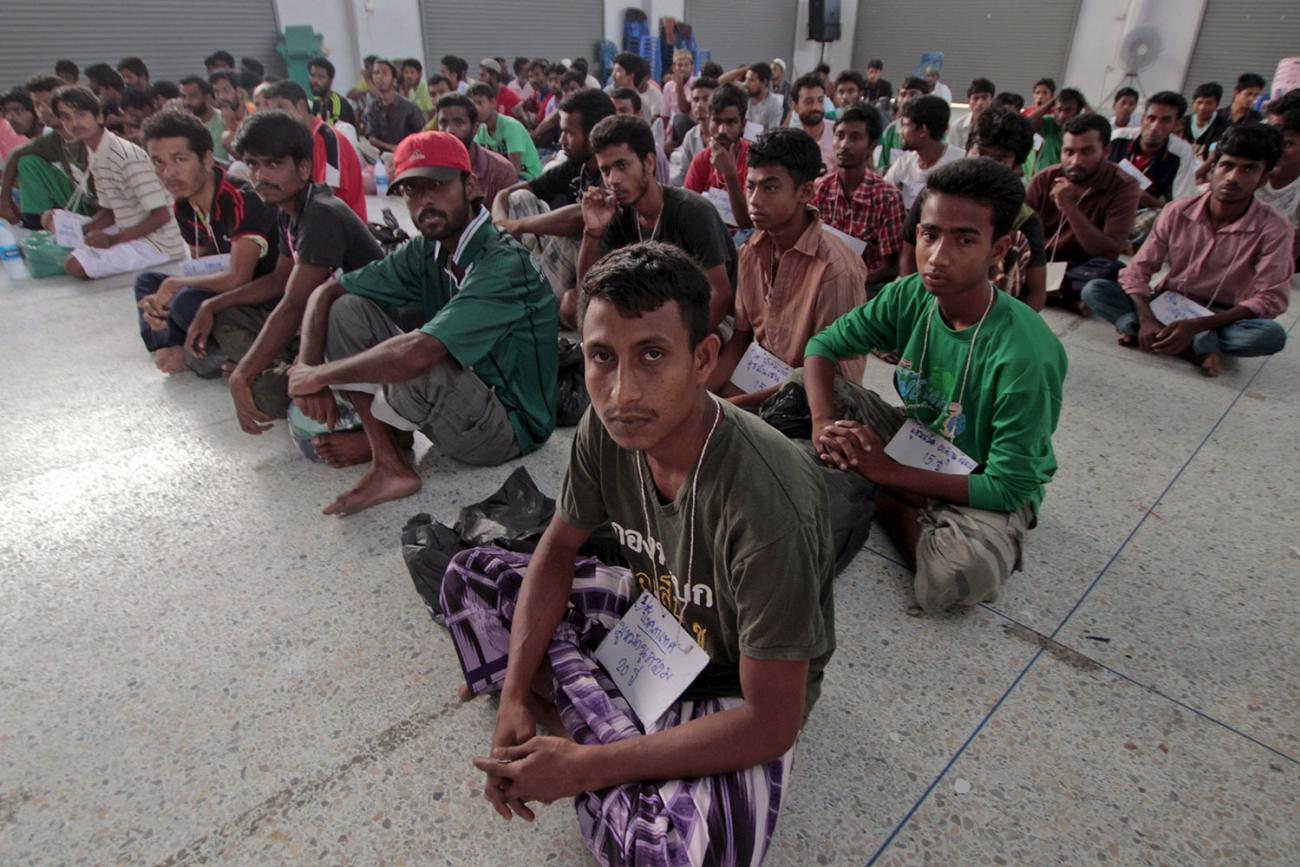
[884,418,978,475]
[1046,261,1068,291]
[728,340,793,394]
[594,592,710,726]
[822,224,867,256]
[1117,158,1154,190]
[52,209,91,249]
[704,187,737,226]
[181,253,231,276]
[1033,133,1044,152]
[743,121,763,142]
[1150,291,1214,325]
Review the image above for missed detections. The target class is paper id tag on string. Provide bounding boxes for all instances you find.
[729,340,793,394]
[1150,291,1214,325]
[1116,158,1154,190]
[52,209,91,249]
[743,120,764,142]
[594,591,710,726]
[181,254,232,277]
[885,418,978,475]
[1046,261,1069,292]
[704,187,737,226]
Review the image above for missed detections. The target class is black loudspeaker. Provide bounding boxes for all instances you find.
[808,0,841,42]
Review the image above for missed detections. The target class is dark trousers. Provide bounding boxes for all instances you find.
[133,272,216,351]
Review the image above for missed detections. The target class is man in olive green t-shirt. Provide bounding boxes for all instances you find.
[802,158,1067,614]
[284,131,558,517]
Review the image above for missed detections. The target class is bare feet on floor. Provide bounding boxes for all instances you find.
[312,430,373,468]
[1198,352,1222,377]
[322,461,422,516]
[153,346,188,374]
[1117,334,1138,348]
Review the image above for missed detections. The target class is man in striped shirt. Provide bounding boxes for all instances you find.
[46,87,186,280]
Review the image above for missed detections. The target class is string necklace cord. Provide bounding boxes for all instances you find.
[908,283,997,429]
[633,396,724,639]
[633,193,664,243]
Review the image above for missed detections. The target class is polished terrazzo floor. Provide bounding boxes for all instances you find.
[2,198,1297,865]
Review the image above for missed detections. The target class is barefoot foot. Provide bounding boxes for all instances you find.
[153,346,188,374]
[1198,352,1222,377]
[458,683,474,702]
[312,430,374,468]
[323,463,422,516]
[1117,334,1138,348]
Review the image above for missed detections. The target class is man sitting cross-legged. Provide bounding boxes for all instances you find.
[799,159,1067,614]
[1082,123,1292,377]
[443,241,835,865]
[576,114,736,331]
[133,111,279,374]
[710,128,867,408]
[191,111,383,456]
[286,132,558,516]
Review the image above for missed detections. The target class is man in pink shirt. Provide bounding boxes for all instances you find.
[1082,124,1292,376]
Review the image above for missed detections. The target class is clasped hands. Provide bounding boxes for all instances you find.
[814,417,890,480]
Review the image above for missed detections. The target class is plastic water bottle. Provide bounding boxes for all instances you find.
[374,159,389,197]
[0,221,30,280]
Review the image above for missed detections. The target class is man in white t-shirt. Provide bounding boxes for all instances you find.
[1258,107,1300,231]
[885,95,964,208]
[923,65,952,104]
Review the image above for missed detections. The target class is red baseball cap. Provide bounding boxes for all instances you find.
[389,131,473,194]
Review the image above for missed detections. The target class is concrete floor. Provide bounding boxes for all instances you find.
[2,198,1297,865]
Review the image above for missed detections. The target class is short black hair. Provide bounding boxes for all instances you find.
[441,55,468,77]
[51,85,101,117]
[994,91,1025,111]
[1057,87,1085,108]
[232,109,314,163]
[118,57,149,79]
[867,59,884,71]
[513,56,531,74]
[793,73,826,102]
[748,62,772,85]
[701,61,724,79]
[611,87,642,112]
[1034,77,1057,94]
[205,50,236,70]
[834,70,866,92]
[180,75,214,97]
[560,69,587,90]
[571,57,590,75]
[1114,86,1139,102]
[363,54,380,66]
[1193,82,1223,103]
[436,91,478,125]
[428,73,451,88]
[1146,90,1187,117]
[240,57,265,77]
[55,59,79,78]
[691,76,719,93]
[1,90,34,113]
[208,70,240,91]
[590,114,655,160]
[580,242,710,348]
[613,52,649,85]
[149,81,181,102]
[142,109,213,156]
[26,75,63,95]
[263,79,310,108]
[748,127,823,185]
[709,83,748,119]
[85,63,125,92]
[923,158,1026,238]
[900,76,930,95]
[967,78,995,98]
[307,56,335,79]
[561,89,616,136]
[1062,113,1112,146]
[970,106,1035,164]
[834,103,884,143]
[902,95,950,139]
[402,58,423,74]
[1217,122,1284,173]
[546,63,566,77]
[119,88,153,112]
[468,82,496,102]
[1236,73,1266,92]
[373,58,400,79]
[1265,89,1300,116]
[1279,108,1300,135]
[530,58,549,73]
[814,63,831,76]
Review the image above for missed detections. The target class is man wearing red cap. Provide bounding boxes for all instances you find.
[286,131,559,516]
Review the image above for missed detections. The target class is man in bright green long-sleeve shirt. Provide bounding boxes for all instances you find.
[800,158,1067,614]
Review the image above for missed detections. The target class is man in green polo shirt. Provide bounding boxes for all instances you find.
[286,131,559,516]
[470,82,542,180]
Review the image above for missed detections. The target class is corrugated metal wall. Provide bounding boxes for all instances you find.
[0,0,282,91]
[1183,0,1300,95]
[420,0,605,70]
[852,0,1081,101]
[685,0,798,70]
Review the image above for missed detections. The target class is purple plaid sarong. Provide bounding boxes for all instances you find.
[441,546,795,867]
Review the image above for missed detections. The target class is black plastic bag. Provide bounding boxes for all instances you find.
[556,337,590,427]
[367,207,411,254]
[401,515,462,620]
[758,381,813,440]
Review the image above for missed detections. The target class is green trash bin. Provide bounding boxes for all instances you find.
[276,25,325,93]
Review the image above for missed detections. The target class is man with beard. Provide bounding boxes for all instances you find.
[436,92,516,206]
[684,84,753,228]
[576,115,736,330]
[307,57,357,128]
[811,103,905,287]
[791,73,833,169]
[492,88,615,313]
[1,90,42,166]
[1083,123,1291,377]
[133,111,279,374]
[711,129,867,408]
[180,76,227,162]
[1108,91,1198,208]
[0,76,98,229]
[286,131,558,515]
[1026,114,1140,311]
[261,80,366,220]
[199,111,382,452]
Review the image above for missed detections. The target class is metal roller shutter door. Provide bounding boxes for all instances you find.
[419,0,605,70]
[0,0,282,91]
[685,0,799,70]
[852,1,1081,101]
[1183,0,1300,95]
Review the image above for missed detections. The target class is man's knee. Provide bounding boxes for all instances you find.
[506,188,543,218]
[133,271,166,299]
[324,293,384,361]
[1228,319,1288,356]
[1080,279,1127,317]
[913,516,1018,612]
[64,254,89,280]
